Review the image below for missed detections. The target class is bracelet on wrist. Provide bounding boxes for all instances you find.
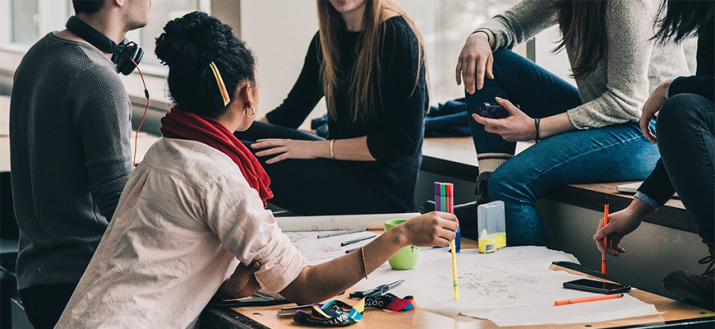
[534,118,541,143]
[471,29,491,44]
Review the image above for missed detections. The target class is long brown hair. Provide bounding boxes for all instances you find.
[552,0,608,80]
[316,0,427,122]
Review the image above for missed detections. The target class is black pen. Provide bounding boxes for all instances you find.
[349,280,405,298]
[340,234,376,247]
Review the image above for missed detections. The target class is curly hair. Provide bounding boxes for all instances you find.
[155,11,256,119]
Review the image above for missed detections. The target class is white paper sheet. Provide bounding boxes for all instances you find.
[276,213,420,231]
[285,230,377,265]
[348,247,659,326]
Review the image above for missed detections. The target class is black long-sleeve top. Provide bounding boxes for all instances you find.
[637,17,714,209]
[266,16,428,212]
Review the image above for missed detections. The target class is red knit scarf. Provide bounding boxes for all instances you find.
[160,107,273,207]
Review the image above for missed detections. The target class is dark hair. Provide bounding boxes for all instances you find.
[653,0,713,43]
[72,0,105,15]
[552,0,608,80]
[155,11,256,119]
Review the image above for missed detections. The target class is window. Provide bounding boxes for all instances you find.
[0,0,209,72]
[10,0,39,45]
[0,0,71,46]
[401,0,520,104]
[135,0,207,67]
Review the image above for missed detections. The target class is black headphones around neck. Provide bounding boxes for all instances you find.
[65,16,143,76]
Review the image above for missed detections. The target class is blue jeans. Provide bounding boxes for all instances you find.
[466,49,661,246]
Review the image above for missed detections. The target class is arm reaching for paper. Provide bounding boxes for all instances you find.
[279,212,458,305]
[593,198,652,256]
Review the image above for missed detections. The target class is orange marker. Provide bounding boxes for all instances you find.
[554,293,623,306]
[601,198,609,277]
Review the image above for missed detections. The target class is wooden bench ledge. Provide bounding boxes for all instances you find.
[421,137,694,234]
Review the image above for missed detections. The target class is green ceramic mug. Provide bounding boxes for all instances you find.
[384,219,419,270]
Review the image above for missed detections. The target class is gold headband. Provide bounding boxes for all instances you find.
[208,61,230,106]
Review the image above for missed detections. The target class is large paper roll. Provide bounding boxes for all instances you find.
[276,213,421,232]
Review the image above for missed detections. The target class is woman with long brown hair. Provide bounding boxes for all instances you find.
[235,0,428,216]
[452,0,689,245]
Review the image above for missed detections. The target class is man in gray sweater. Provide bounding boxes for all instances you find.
[9,0,150,327]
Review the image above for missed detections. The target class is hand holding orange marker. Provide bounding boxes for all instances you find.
[601,198,609,277]
[555,293,623,306]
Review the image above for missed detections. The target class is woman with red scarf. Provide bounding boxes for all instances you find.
[56,12,458,328]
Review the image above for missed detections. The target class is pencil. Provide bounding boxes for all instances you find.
[317,228,368,239]
[451,239,459,300]
[340,234,376,247]
[602,198,609,277]
[554,293,623,306]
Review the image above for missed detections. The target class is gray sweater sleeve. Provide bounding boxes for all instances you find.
[68,67,133,221]
[566,0,656,129]
[479,0,670,129]
[478,0,557,51]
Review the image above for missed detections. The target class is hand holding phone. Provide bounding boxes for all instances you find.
[478,102,518,119]
[563,278,631,294]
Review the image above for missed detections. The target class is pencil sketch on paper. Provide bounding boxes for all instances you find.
[285,231,375,265]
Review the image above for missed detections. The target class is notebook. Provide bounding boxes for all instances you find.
[617,182,678,198]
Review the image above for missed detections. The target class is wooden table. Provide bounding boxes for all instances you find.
[200,236,715,329]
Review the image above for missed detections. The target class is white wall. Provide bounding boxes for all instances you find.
[0,0,11,44]
[240,0,325,127]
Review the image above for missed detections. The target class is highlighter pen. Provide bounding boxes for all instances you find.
[554,293,623,306]
[602,197,609,277]
[340,234,377,247]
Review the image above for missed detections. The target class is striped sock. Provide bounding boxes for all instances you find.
[477,153,513,173]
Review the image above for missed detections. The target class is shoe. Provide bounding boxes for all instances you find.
[663,243,715,309]
[475,172,492,205]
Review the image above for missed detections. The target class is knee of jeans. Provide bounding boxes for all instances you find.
[656,94,702,136]
[488,168,527,202]
[492,48,516,65]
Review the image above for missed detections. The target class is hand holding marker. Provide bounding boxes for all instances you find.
[435,182,459,300]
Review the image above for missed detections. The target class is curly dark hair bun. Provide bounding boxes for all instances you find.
[155,11,256,119]
[156,12,232,69]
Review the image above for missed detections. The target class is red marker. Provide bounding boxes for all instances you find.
[555,293,623,306]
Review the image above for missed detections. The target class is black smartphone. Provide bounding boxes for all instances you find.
[478,102,519,119]
[563,279,631,294]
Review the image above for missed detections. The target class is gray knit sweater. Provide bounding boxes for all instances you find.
[10,33,133,290]
[479,0,690,129]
